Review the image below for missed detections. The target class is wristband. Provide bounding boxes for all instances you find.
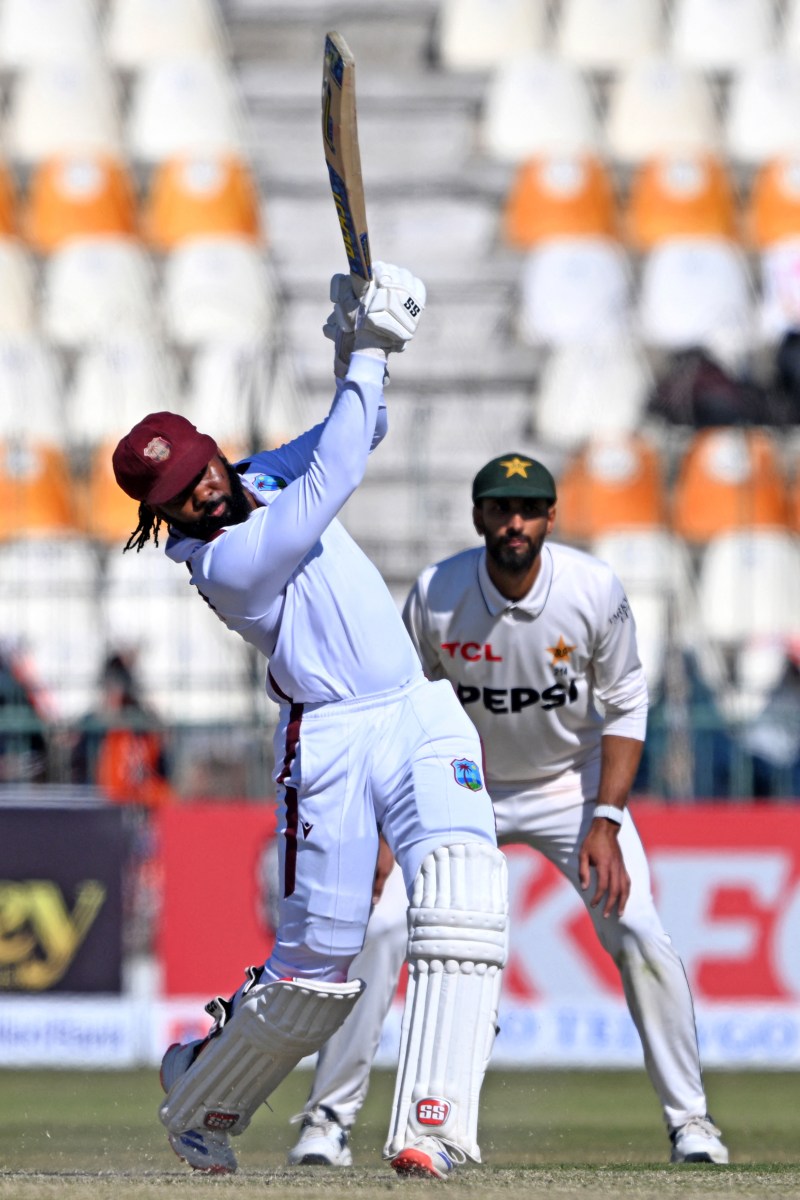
[593,804,624,825]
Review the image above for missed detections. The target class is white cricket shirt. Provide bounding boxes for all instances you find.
[402,542,648,796]
[165,353,421,704]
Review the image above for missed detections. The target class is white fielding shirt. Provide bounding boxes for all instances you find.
[402,542,649,797]
[165,353,422,704]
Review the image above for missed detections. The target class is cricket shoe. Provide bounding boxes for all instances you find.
[160,1040,238,1175]
[287,1105,352,1166]
[390,1135,465,1179]
[670,1115,729,1164]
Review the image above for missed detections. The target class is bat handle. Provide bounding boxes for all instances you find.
[350,270,372,299]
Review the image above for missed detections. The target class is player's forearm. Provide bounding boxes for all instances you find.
[594,733,644,813]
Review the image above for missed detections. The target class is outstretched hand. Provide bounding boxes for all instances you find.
[578,818,630,918]
[323,262,426,370]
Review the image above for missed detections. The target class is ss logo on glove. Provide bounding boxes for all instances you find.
[404,297,421,318]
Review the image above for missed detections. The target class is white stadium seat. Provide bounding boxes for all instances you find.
[105,0,225,70]
[638,236,754,361]
[5,61,122,164]
[66,337,181,451]
[187,342,272,452]
[758,236,800,343]
[438,0,547,72]
[481,55,599,163]
[127,58,243,163]
[726,56,800,165]
[517,237,632,347]
[669,0,774,72]
[0,336,64,445]
[556,0,663,72]
[604,58,720,164]
[0,0,101,71]
[41,237,156,347]
[535,342,651,451]
[0,239,36,335]
[161,236,275,347]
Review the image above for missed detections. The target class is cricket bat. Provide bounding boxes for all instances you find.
[321,31,372,293]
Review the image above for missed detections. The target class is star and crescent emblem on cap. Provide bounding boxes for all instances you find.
[499,456,533,479]
[547,635,576,665]
[143,436,171,462]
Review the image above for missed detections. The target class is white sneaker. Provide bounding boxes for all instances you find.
[670,1115,729,1164]
[287,1105,352,1166]
[160,1040,238,1175]
[168,1128,238,1174]
[390,1135,465,1179]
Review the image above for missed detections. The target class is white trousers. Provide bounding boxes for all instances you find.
[261,676,497,984]
[305,783,709,1131]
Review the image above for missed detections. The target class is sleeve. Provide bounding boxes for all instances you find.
[197,352,386,616]
[592,570,649,741]
[402,574,447,680]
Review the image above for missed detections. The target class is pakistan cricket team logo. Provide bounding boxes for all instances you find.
[451,758,483,791]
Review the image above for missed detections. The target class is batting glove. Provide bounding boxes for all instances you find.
[354,262,426,354]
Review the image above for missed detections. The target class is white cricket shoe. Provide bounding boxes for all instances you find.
[390,1135,465,1179]
[168,1128,238,1174]
[287,1105,352,1166]
[160,1040,238,1175]
[670,1115,729,1164]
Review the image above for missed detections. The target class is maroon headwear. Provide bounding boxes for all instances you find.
[112,412,218,505]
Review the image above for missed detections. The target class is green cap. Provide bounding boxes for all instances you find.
[472,453,557,504]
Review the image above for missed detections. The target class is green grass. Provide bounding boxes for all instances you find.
[0,1069,798,1199]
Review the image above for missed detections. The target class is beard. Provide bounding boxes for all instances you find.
[485,526,546,575]
[168,460,252,540]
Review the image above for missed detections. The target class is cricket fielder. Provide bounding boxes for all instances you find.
[111,266,507,1181]
[288,452,729,1168]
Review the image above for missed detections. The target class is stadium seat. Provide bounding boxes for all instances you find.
[556,435,668,542]
[778,0,800,62]
[624,156,738,252]
[105,0,225,70]
[161,236,275,347]
[747,157,800,248]
[66,337,180,452]
[591,527,696,697]
[0,239,36,334]
[126,58,243,164]
[671,428,790,543]
[637,236,754,360]
[726,56,800,165]
[102,539,257,722]
[696,529,800,709]
[0,0,101,71]
[556,0,662,72]
[0,441,74,540]
[503,155,617,249]
[41,236,156,347]
[0,336,64,445]
[81,439,146,544]
[481,55,599,163]
[5,61,122,164]
[517,236,632,347]
[757,235,800,342]
[0,534,105,719]
[669,0,774,71]
[604,58,721,165]
[437,0,547,71]
[0,165,18,237]
[143,154,261,251]
[187,341,271,458]
[534,342,651,451]
[23,155,137,254]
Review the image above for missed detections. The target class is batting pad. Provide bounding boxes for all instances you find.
[384,842,508,1162]
[160,977,364,1137]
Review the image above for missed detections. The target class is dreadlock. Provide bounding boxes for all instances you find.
[123,503,164,553]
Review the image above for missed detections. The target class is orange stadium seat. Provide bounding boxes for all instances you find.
[80,441,142,544]
[143,155,261,251]
[503,155,616,249]
[0,441,74,539]
[671,428,790,543]
[0,165,18,236]
[23,155,137,254]
[556,435,667,542]
[746,157,800,249]
[625,155,738,252]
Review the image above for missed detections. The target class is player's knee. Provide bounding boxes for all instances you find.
[407,842,508,968]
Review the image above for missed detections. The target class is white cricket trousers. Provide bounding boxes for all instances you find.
[307,786,709,1131]
[263,676,497,984]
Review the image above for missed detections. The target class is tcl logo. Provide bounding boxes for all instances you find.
[441,642,503,662]
[416,1097,451,1126]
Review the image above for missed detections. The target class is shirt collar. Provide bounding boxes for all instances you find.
[477,544,553,617]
